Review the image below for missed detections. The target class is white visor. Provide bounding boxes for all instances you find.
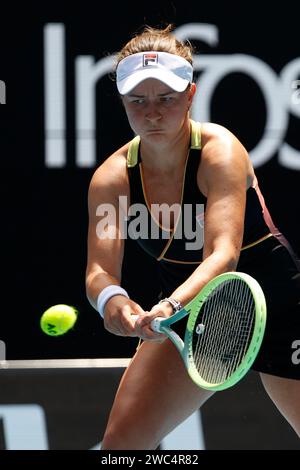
[116,51,193,95]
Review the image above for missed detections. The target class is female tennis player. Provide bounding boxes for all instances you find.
[85,25,300,449]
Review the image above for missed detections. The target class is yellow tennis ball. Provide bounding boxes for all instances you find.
[40,304,78,336]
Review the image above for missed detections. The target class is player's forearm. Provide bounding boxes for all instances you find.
[171,250,238,307]
[86,270,122,310]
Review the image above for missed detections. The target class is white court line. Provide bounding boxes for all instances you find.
[0,358,131,369]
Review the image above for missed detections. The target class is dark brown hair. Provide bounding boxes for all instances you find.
[115,24,193,68]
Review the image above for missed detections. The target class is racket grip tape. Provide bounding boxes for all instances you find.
[130,314,164,332]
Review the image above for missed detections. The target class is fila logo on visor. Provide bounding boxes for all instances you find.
[143,53,158,67]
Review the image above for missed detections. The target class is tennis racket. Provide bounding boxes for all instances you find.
[137,272,266,391]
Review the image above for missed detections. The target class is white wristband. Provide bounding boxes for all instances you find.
[97,285,129,319]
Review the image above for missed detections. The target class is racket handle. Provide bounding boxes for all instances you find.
[130,314,164,332]
[150,317,164,332]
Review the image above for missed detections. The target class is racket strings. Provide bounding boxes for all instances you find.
[192,279,255,384]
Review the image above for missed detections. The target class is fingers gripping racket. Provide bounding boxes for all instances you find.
[147,272,266,391]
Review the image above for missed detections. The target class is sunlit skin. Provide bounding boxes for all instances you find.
[86,27,300,449]
[88,77,253,341]
[121,79,197,168]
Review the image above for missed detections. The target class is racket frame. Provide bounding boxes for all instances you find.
[152,272,266,391]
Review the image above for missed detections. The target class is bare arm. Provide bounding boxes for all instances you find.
[86,154,126,306]
[137,123,252,335]
[86,150,161,340]
[171,123,250,304]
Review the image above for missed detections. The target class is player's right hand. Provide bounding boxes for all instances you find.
[103,296,145,337]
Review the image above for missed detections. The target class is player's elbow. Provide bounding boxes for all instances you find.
[221,243,241,271]
[206,238,241,267]
[225,254,239,272]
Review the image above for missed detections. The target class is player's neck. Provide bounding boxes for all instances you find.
[140,127,190,173]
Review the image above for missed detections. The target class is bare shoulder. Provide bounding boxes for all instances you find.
[201,122,248,159]
[198,122,254,193]
[88,143,130,203]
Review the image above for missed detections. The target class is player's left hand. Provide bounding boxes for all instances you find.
[134,303,173,342]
